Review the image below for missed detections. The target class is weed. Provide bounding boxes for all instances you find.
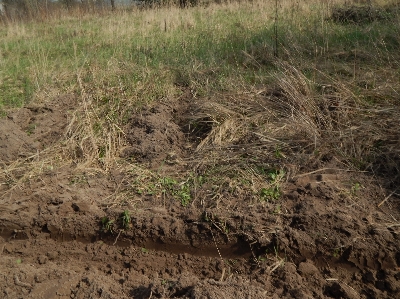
[160,177,177,195]
[260,169,285,201]
[196,175,205,186]
[26,124,36,136]
[257,256,266,262]
[120,210,131,230]
[131,172,193,206]
[177,182,191,206]
[260,186,281,201]
[274,146,285,159]
[69,174,88,185]
[333,247,341,258]
[273,204,282,214]
[268,169,285,182]
[351,182,362,195]
[101,217,114,233]
[141,248,149,254]
[98,146,106,159]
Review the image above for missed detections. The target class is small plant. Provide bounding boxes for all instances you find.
[260,186,281,201]
[160,176,192,206]
[268,169,285,182]
[26,123,36,136]
[257,256,266,262]
[260,169,285,201]
[177,182,191,206]
[69,174,88,185]
[144,183,157,195]
[273,204,282,214]
[196,175,205,186]
[120,210,131,230]
[141,247,148,254]
[351,182,361,195]
[333,248,341,258]
[134,174,194,206]
[101,217,114,233]
[274,146,286,159]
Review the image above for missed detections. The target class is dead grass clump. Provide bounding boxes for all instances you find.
[272,61,400,181]
[0,145,67,199]
[240,44,276,69]
[187,57,400,190]
[64,83,129,171]
[330,3,399,24]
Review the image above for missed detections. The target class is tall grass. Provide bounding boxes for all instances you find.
[1,1,271,109]
[1,0,399,194]
[1,1,398,108]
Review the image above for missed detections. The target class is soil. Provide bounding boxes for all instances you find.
[1,93,399,299]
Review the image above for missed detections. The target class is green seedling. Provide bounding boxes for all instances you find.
[120,210,131,230]
[351,182,361,195]
[135,174,196,206]
[177,183,191,206]
[333,248,340,258]
[141,247,148,254]
[260,186,281,201]
[145,183,157,195]
[26,124,36,136]
[160,176,192,206]
[160,177,177,193]
[196,175,205,186]
[268,169,285,182]
[273,204,281,214]
[69,174,88,185]
[260,169,285,201]
[274,146,286,159]
[256,254,267,262]
[101,217,114,233]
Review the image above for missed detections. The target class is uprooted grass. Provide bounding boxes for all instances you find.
[115,56,400,210]
[0,0,399,209]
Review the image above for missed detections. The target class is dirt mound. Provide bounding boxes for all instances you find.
[0,119,39,164]
[121,100,191,167]
[1,166,399,298]
[1,93,400,298]
[0,94,76,165]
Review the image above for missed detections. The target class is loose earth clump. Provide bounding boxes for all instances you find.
[122,102,188,166]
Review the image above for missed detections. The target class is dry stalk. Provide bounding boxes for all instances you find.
[378,188,399,207]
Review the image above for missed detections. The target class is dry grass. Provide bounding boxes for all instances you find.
[1,0,399,207]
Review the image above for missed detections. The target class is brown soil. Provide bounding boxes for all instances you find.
[1,93,399,299]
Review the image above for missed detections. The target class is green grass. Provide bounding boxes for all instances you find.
[0,3,272,109]
[1,1,398,111]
